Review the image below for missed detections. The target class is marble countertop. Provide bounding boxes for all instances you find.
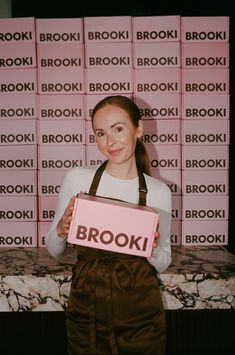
[0,246,235,312]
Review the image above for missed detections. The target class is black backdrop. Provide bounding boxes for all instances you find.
[11,0,234,255]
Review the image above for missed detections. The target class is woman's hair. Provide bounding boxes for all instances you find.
[91,95,151,175]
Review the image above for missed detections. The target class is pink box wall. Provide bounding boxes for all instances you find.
[85,42,132,68]
[37,119,85,145]
[36,18,83,44]
[133,42,181,68]
[152,169,181,196]
[182,94,230,119]
[0,119,36,145]
[38,145,85,170]
[182,220,228,245]
[37,221,51,247]
[0,145,37,170]
[37,67,84,94]
[134,93,181,119]
[182,119,230,145]
[85,145,106,166]
[38,196,57,221]
[181,16,229,43]
[0,93,37,119]
[85,67,133,94]
[0,42,37,70]
[182,170,229,196]
[132,16,180,42]
[171,220,181,245]
[146,144,181,170]
[84,16,132,42]
[134,68,181,94]
[38,170,66,195]
[38,94,84,119]
[0,170,37,196]
[182,68,229,94]
[182,145,229,170]
[142,119,181,145]
[182,42,229,68]
[68,192,158,257]
[182,195,229,221]
[37,43,84,68]
[0,221,37,247]
[0,17,35,43]
[172,196,181,220]
[0,68,37,94]
[0,196,37,221]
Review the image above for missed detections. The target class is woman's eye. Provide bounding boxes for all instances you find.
[115,126,123,133]
[96,131,104,138]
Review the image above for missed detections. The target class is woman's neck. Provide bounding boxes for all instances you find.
[106,160,138,180]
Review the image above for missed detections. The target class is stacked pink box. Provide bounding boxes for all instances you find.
[181,16,230,246]
[132,16,182,244]
[0,17,38,247]
[36,18,86,245]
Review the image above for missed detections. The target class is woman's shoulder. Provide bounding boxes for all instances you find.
[144,173,171,195]
[62,165,97,183]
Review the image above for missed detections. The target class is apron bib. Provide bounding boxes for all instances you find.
[66,161,166,355]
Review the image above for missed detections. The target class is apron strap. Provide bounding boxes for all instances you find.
[88,160,148,206]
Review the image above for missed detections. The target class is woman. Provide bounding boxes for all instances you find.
[46,95,172,355]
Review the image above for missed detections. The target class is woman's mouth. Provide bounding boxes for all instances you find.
[108,148,123,157]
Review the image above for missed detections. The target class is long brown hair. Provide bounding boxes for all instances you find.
[91,95,151,175]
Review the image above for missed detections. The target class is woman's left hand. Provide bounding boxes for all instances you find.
[152,229,160,248]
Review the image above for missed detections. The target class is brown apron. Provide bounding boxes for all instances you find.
[66,161,166,355]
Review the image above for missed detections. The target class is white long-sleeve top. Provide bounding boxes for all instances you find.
[45,165,172,273]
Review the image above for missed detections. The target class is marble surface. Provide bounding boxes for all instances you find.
[0,246,235,312]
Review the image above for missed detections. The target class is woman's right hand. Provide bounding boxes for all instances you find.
[56,195,76,238]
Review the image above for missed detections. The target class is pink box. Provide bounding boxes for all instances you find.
[38,196,57,221]
[182,170,229,195]
[38,94,84,119]
[37,67,84,94]
[0,93,37,119]
[0,42,37,70]
[84,16,132,42]
[0,17,35,43]
[182,145,229,170]
[85,68,133,94]
[182,94,230,119]
[182,68,229,94]
[133,42,180,68]
[85,42,132,68]
[37,221,51,247]
[85,93,132,119]
[38,145,85,170]
[134,68,181,94]
[152,169,181,196]
[0,170,37,196]
[37,43,84,68]
[172,196,181,220]
[37,119,85,145]
[181,16,229,42]
[146,144,181,170]
[0,119,36,145]
[182,119,230,145]
[38,170,66,195]
[170,220,181,245]
[182,195,228,220]
[0,145,37,170]
[142,119,180,145]
[132,16,180,42]
[182,220,228,245]
[36,18,83,44]
[134,93,181,119]
[85,145,106,166]
[68,192,158,257]
[0,196,37,221]
[0,68,37,94]
[182,42,229,68]
[0,221,37,247]
[85,120,95,145]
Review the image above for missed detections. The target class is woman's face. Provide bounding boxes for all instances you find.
[92,104,143,165]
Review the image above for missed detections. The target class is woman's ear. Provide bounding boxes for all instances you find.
[137,119,144,138]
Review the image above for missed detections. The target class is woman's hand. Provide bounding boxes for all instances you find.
[57,195,76,238]
[152,223,160,248]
